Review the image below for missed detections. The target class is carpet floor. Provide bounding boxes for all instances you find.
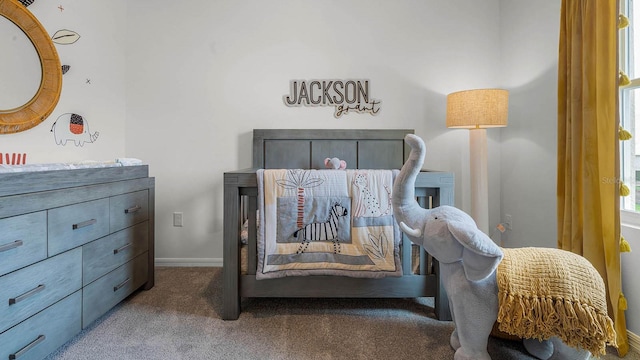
[45,267,636,360]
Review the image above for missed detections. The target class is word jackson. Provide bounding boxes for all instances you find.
[283,79,381,118]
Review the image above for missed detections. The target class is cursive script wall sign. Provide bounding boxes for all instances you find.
[283,79,381,118]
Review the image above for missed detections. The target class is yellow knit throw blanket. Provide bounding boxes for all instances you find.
[496,247,616,355]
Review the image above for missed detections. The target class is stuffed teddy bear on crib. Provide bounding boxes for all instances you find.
[391,134,617,360]
[324,157,347,170]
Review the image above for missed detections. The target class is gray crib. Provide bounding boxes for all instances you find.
[223,129,454,321]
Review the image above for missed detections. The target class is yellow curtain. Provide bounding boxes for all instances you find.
[557,0,628,356]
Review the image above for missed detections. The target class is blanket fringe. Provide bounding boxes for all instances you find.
[497,291,617,355]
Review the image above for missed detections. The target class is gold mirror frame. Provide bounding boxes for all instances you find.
[0,0,62,134]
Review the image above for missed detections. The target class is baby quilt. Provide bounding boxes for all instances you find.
[256,169,402,279]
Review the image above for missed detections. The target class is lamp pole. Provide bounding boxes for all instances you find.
[469,127,489,234]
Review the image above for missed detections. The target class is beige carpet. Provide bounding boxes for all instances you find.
[45,267,635,360]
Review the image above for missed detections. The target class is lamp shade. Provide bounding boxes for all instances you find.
[446,89,509,129]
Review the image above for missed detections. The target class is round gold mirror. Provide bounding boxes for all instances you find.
[0,0,62,134]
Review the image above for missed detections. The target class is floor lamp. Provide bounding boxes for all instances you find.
[446,89,508,234]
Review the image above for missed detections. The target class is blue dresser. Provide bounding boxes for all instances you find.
[0,165,155,359]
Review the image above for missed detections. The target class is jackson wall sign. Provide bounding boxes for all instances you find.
[283,79,381,118]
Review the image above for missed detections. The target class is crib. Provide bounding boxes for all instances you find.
[223,129,454,321]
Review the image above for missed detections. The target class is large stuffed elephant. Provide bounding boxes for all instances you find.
[392,134,612,360]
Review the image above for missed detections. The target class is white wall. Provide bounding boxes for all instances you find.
[1,0,126,163]
[124,0,504,264]
[499,0,560,249]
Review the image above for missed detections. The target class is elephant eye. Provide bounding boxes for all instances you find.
[434,216,438,220]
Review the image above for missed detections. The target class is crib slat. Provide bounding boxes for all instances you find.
[414,194,429,275]
[418,247,425,275]
[401,235,412,275]
[247,195,257,275]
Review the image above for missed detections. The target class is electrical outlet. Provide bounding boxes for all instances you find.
[173,212,183,227]
[504,214,512,230]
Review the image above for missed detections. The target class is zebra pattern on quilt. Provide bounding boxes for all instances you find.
[256,169,402,279]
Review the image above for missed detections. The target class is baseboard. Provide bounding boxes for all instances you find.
[154,258,222,267]
[629,330,640,354]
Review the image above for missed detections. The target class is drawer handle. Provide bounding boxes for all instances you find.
[113,278,130,292]
[124,205,142,214]
[72,219,97,230]
[113,243,133,254]
[9,284,46,305]
[9,335,46,360]
[0,240,23,253]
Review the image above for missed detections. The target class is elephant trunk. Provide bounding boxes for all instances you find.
[392,134,427,233]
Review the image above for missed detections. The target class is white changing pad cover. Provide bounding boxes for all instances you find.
[0,158,143,173]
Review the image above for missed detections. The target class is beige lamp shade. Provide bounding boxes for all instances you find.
[446,89,509,129]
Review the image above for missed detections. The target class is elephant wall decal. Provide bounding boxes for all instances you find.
[391,134,614,360]
[51,113,99,147]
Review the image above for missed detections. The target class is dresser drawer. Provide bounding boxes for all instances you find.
[0,248,82,333]
[110,190,149,233]
[0,212,47,277]
[0,291,81,360]
[48,198,110,256]
[82,252,148,327]
[83,221,149,286]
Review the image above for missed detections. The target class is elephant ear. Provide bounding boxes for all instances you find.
[447,221,503,281]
